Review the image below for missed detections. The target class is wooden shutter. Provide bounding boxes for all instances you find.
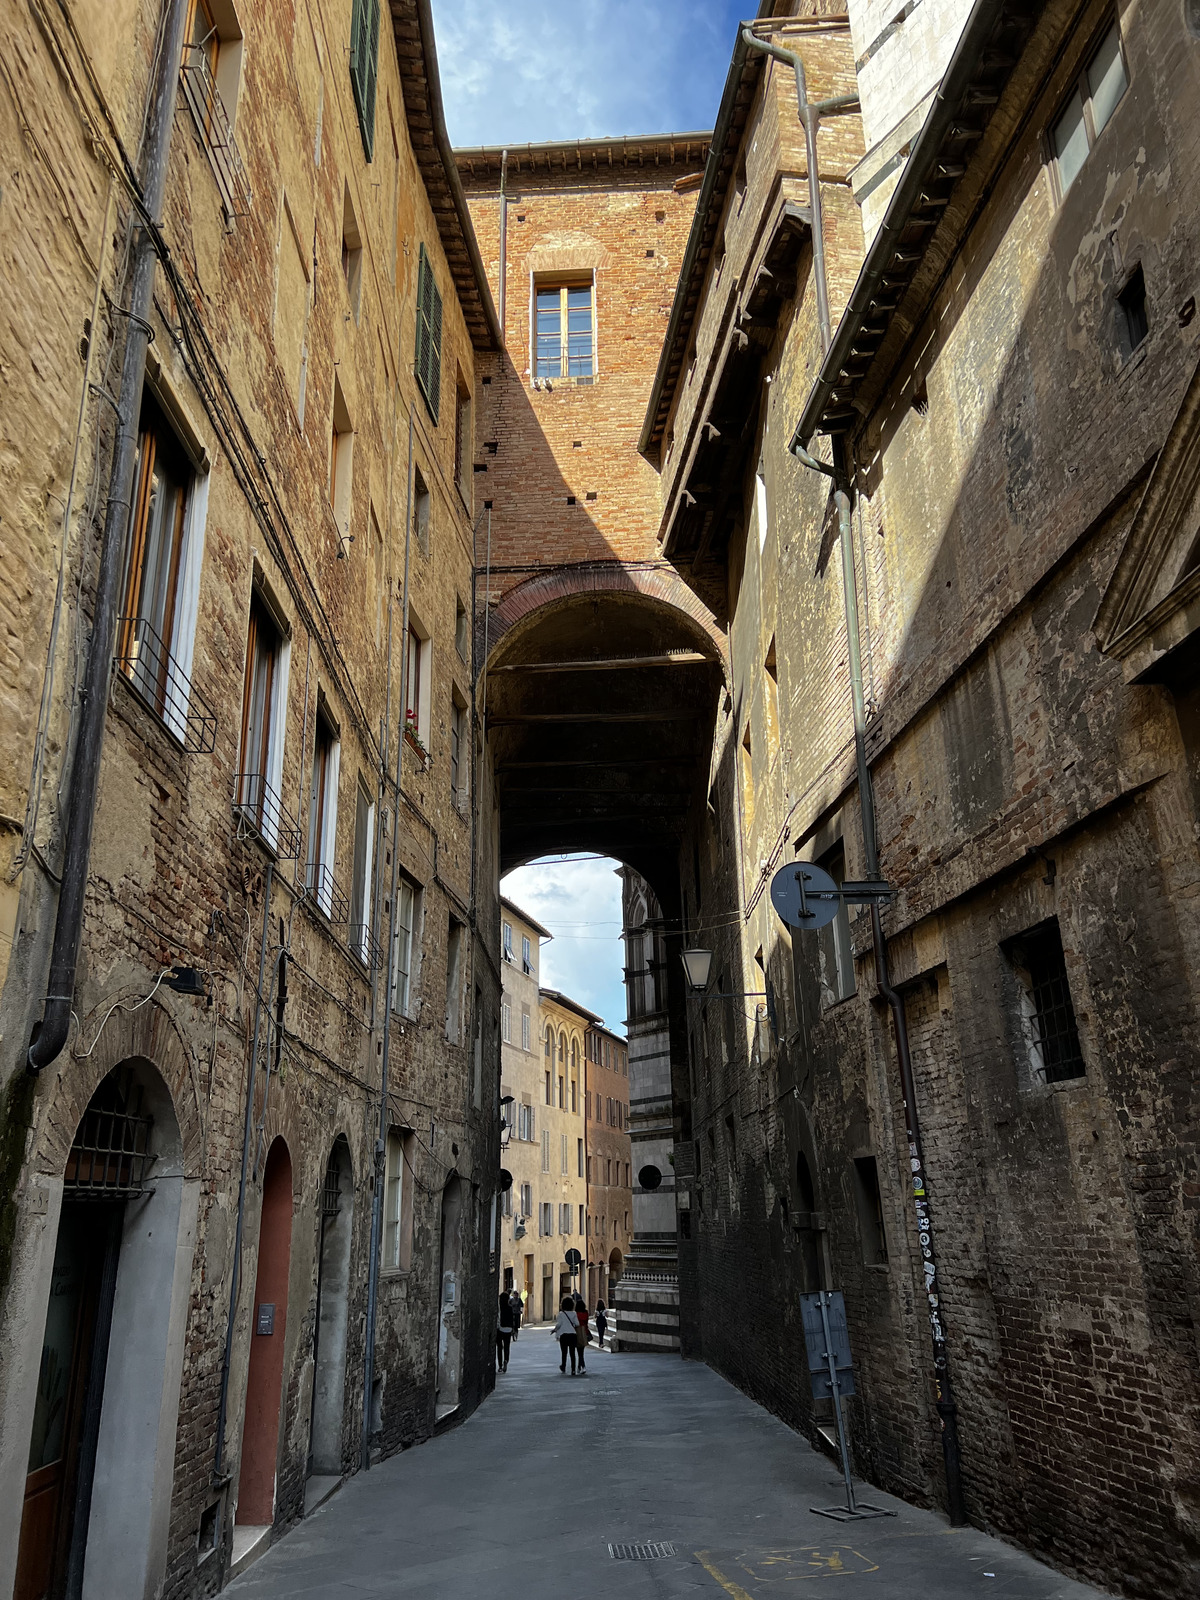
[349,0,379,159]
[415,244,443,423]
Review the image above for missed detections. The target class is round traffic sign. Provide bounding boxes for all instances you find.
[564,1248,582,1267]
[770,861,841,931]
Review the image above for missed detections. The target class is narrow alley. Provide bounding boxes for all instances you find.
[225,1338,1106,1600]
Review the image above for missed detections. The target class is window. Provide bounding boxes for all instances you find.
[1006,920,1087,1083]
[404,620,430,749]
[413,466,431,556]
[330,376,354,534]
[341,183,363,320]
[454,375,472,504]
[577,1139,584,1178]
[391,877,417,1013]
[501,1185,513,1218]
[306,709,340,916]
[521,1008,531,1052]
[764,637,779,759]
[180,0,248,215]
[415,243,443,421]
[117,393,206,743]
[518,1104,534,1142]
[535,280,594,380]
[559,1203,572,1235]
[1117,264,1149,357]
[348,779,374,959]
[349,0,380,159]
[852,1156,888,1265]
[544,1028,552,1059]
[579,1204,585,1235]
[545,1070,552,1105]
[501,1000,512,1042]
[445,919,464,1042]
[541,1130,550,1173]
[522,935,532,975]
[558,1076,564,1109]
[273,197,310,413]
[539,1201,553,1236]
[756,467,769,553]
[450,694,466,809]
[558,1032,565,1063]
[1051,22,1128,195]
[560,1134,568,1175]
[237,591,288,846]
[502,921,513,961]
[570,1078,577,1114]
[383,1129,414,1270]
[817,846,856,1005]
[455,596,469,659]
[520,1182,532,1215]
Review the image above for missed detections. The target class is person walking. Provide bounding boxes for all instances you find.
[573,1292,591,1376]
[496,1291,514,1372]
[553,1295,578,1375]
[510,1289,522,1341]
[595,1299,608,1349]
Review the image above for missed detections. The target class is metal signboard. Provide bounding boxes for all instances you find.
[771,863,841,930]
[800,1290,855,1399]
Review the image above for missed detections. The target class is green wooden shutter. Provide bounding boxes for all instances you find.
[415,244,442,423]
[349,0,380,160]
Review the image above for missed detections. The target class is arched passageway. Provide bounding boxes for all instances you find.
[15,1058,192,1600]
[487,589,724,883]
[309,1136,354,1480]
[237,1138,293,1530]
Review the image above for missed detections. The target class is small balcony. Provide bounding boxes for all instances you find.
[234,772,302,859]
[180,42,251,221]
[348,921,385,972]
[305,861,350,925]
[114,614,217,754]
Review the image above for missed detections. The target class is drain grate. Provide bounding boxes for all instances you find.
[609,1542,676,1560]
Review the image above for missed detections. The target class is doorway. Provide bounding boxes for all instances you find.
[308,1137,353,1480]
[15,1061,190,1600]
[435,1178,465,1415]
[237,1138,293,1529]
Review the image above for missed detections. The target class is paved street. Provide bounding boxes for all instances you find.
[227,1334,1110,1600]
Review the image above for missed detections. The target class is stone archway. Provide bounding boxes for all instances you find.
[308,1136,354,1481]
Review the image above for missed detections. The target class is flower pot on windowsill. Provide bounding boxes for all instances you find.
[404,724,431,769]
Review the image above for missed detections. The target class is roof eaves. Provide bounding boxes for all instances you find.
[500,896,554,941]
[538,988,605,1025]
[791,0,1042,449]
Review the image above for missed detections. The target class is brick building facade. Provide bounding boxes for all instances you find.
[0,2,502,1595]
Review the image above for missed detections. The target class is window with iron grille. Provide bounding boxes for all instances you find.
[415,244,443,422]
[1006,919,1086,1083]
[349,0,380,160]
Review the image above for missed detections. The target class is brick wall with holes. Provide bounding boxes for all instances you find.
[0,4,501,1597]
[459,146,706,600]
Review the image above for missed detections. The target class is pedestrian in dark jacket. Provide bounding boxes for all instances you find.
[596,1299,608,1349]
[496,1292,514,1371]
[510,1290,522,1340]
[573,1292,590,1375]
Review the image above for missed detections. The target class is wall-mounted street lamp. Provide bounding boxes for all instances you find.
[499,1093,515,1150]
[680,947,766,1000]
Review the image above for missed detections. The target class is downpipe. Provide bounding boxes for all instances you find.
[27,0,191,1072]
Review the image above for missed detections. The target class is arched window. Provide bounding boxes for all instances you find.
[570,1038,578,1071]
[558,1031,566,1063]
[544,1027,552,1058]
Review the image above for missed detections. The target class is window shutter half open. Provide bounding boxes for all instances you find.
[349,0,379,160]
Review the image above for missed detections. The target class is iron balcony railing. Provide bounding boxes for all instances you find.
[305,860,350,925]
[180,42,251,220]
[115,615,217,754]
[349,920,385,972]
[234,772,303,859]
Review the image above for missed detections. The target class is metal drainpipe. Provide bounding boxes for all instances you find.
[498,149,508,340]
[27,0,190,1072]
[213,859,274,1486]
[361,409,415,1470]
[746,24,969,1528]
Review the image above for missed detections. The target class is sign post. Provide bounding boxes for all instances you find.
[800,1290,894,1522]
[565,1247,582,1290]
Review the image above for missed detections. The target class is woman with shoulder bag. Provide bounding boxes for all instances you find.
[573,1292,591,1376]
[553,1296,578,1375]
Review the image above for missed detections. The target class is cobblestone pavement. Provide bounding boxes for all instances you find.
[226,1331,1112,1599]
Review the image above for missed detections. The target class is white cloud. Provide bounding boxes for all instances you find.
[501,854,627,1036]
[432,0,744,147]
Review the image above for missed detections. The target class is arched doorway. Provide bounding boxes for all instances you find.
[308,1137,353,1480]
[436,1178,466,1418]
[236,1137,293,1531]
[608,1247,623,1288]
[15,1059,191,1600]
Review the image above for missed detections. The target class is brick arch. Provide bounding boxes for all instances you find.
[484,562,728,671]
[32,994,205,1180]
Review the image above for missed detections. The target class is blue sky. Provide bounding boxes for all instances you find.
[501,855,628,1038]
[432,0,753,148]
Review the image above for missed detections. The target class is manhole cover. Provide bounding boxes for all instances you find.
[609,1542,676,1560]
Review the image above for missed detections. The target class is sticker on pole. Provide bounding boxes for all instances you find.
[770,862,841,931]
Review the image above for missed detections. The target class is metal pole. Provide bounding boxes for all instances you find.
[361,408,415,1470]
[750,14,969,1526]
[818,1291,857,1515]
[498,149,508,340]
